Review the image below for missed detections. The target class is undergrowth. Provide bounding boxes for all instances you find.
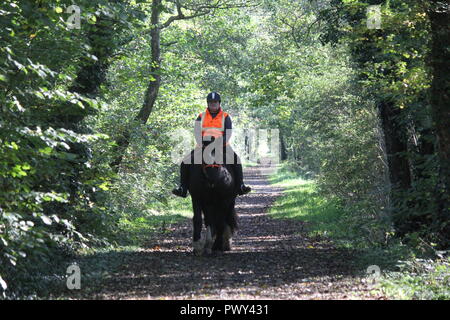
[267,162,450,300]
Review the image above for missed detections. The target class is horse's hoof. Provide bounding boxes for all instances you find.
[193,241,204,256]
[223,239,232,251]
[193,249,203,256]
[204,248,212,256]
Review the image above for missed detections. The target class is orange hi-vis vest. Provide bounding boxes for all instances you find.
[199,108,229,139]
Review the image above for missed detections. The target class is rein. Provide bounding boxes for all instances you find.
[200,143,225,182]
[203,164,221,168]
[201,163,223,187]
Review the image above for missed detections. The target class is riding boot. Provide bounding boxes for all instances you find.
[233,163,251,195]
[172,162,189,197]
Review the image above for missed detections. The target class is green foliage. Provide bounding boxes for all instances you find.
[268,171,346,241]
[241,1,392,249]
[269,163,449,300]
[0,0,142,297]
[322,0,448,245]
[255,0,448,248]
[380,257,450,300]
[1,0,448,299]
[268,163,388,248]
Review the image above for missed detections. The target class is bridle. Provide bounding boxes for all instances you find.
[203,164,221,168]
[200,142,224,182]
[201,163,223,187]
[202,163,222,174]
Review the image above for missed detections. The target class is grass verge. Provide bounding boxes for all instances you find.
[266,162,450,300]
[267,165,351,244]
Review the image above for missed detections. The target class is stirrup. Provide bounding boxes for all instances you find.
[172,186,188,198]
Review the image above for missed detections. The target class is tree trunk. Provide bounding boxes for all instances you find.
[110,0,162,171]
[378,100,412,236]
[280,131,287,161]
[137,2,161,123]
[378,101,412,190]
[427,1,450,247]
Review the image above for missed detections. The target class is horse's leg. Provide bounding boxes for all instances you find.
[204,225,214,255]
[225,198,238,231]
[202,202,215,255]
[223,198,238,251]
[223,224,232,251]
[192,198,204,256]
[212,219,225,252]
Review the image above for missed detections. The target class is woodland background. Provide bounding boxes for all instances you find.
[0,0,449,298]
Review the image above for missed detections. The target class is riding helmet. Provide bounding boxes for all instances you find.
[207,92,221,102]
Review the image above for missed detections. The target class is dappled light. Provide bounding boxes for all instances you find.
[1,0,448,301]
[72,167,381,300]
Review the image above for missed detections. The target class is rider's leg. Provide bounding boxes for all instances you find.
[234,163,251,195]
[225,145,251,195]
[172,150,194,197]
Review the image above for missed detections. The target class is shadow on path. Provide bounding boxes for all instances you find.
[70,166,381,300]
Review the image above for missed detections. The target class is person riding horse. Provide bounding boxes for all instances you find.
[172,92,251,198]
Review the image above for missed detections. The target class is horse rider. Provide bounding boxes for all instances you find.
[172,92,252,198]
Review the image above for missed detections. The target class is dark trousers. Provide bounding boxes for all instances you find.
[179,145,244,188]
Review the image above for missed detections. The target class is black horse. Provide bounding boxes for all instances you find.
[188,141,238,255]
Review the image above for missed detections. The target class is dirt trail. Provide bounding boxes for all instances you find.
[87,166,384,300]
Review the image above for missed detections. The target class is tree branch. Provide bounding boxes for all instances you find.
[160,0,257,29]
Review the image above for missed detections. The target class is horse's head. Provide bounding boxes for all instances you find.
[202,162,225,187]
[201,136,230,186]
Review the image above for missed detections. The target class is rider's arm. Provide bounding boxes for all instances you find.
[194,114,202,146]
[223,114,232,144]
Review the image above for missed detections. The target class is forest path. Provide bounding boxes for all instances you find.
[86,166,384,300]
